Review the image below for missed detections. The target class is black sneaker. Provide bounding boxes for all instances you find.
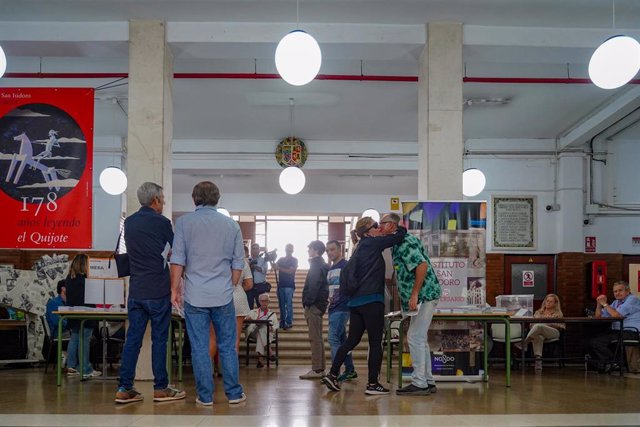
[396,383,430,396]
[426,384,437,394]
[365,382,390,395]
[321,373,341,392]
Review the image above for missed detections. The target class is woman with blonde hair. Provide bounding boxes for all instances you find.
[65,253,101,378]
[517,293,565,372]
[323,216,406,395]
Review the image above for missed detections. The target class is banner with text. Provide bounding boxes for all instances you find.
[401,201,487,379]
[0,88,94,248]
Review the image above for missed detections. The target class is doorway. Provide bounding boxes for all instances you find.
[504,255,555,310]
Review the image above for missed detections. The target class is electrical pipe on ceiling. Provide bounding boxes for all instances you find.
[4,72,640,84]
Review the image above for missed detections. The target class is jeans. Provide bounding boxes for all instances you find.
[118,297,171,391]
[67,324,94,374]
[277,287,295,328]
[330,302,385,384]
[328,310,354,373]
[407,299,438,388]
[184,300,244,403]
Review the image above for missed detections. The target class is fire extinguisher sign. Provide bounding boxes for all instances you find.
[585,236,596,253]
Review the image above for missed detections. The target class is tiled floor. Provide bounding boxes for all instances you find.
[0,364,639,426]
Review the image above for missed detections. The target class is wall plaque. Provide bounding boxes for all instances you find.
[492,196,536,250]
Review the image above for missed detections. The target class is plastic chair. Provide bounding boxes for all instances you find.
[489,323,522,365]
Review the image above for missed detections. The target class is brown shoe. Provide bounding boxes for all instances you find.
[115,387,144,404]
[153,386,186,402]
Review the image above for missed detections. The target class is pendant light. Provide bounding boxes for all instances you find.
[99,166,127,195]
[589,1,640,89]
[275,0,322,86]
[0,45,6,79]
[462,168,486,197]
[361,209,380,223]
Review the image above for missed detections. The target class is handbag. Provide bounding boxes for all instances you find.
[109,231,130,277]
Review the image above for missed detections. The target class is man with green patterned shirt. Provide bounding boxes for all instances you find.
[380,213,441,396]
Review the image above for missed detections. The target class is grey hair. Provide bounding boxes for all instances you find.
[384,212,402,224]
[137,182,164,207]
[613,280,630,290]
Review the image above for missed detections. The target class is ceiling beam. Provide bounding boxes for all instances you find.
[557,86,640,150]
[0,21,128,42]
[464,26,640,48]
[3,21,638,49]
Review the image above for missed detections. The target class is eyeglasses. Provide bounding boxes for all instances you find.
[364,222,379,233]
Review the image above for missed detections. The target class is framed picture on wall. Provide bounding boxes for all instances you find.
[491,196,536,250]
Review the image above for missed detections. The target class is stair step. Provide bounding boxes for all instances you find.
[241,269,381,365]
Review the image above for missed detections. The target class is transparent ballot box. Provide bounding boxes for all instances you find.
[495,294,534,317]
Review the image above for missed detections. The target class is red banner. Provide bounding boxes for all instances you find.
[0,88,94,248]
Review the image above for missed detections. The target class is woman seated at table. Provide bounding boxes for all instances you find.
[516,293,565,372]
[65,253,101,378]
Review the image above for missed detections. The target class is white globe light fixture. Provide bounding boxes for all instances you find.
[217,207,231,217]
[0,46,6,79]
[99,167,128,195]
[361,209,380,223]
[279,166,306,194]
[462,168,486,197]
[589,35,640,89]
[275,30,322,86]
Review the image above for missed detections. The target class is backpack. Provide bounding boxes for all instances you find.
[339,247,360,297]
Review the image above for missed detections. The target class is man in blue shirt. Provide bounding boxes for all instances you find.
[276,243,298,329]
[589,280,640,372]
[115,182,185,404]
[248,243,270,309]
[326,240,357,382]
[170,181,246,406]
[45,280,68,339]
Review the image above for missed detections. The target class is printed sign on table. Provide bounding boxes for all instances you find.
[0,88,94,248]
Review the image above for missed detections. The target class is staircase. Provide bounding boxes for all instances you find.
[239,270,371,366]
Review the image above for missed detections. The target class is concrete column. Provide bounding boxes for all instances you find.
[126,20,174,381]
[127,20,173,215]
[418,22,463,200]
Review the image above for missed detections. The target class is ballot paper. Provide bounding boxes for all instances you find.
[403,303,422,317]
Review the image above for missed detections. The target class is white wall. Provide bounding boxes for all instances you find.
[92,136,125,250]
[90,135,640,254]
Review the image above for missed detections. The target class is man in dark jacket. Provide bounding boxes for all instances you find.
[299,240,329,379]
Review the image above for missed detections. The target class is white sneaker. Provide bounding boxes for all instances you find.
[66,368,80,377]
[534,358,543,372]
[196,398,213,406]
[299,370,324,379]
[83,370,102,379]
[228,393,247,404]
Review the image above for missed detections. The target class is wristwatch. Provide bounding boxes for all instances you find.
[602,303,609,308]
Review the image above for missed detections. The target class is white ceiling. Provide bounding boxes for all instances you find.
[2,0,640,202]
